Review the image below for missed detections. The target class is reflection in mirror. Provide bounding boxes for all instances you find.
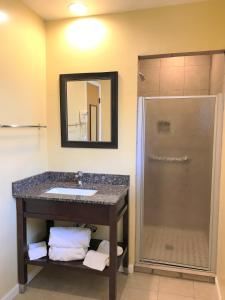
[60,72,118,148]
[67,80,111,142]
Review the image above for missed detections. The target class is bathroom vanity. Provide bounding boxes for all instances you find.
[13,172,129,300]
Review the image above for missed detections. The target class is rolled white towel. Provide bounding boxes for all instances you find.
[29,241,46,250]
[83,250,109,271]
[97,240,123,267]
[48,227,91,249]
[97,240,123,256]
[28,246,47,260]
[49,247,87,261]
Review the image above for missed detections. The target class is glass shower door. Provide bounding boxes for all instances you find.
[140,96,216,269]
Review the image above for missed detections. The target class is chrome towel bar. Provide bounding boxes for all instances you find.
[149,155,190,163]
[0,124,47,129]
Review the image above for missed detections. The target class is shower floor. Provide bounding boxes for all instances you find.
[142,225,209,269]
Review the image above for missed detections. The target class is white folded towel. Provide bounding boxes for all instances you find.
[29,241,46,250]
[83,250,109,271]
[48,227,91,249]
[49,247,87,261]
[97,240,123,256]
[97,240,123,267]
[28,246,47,260]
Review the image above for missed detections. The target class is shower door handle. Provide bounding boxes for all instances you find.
[149,155,190,163]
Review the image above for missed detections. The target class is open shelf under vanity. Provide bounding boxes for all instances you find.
[26,239,128,277]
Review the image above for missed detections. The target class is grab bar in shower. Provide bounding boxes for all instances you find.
[149,155,190,163]
[68,123,86,127]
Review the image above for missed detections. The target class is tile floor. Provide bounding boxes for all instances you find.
[14,266,218,300]
[143,225,209,269]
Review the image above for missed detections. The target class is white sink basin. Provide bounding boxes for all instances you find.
[45,187,97,196]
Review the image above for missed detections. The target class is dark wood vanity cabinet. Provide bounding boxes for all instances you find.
[16,192,129,300]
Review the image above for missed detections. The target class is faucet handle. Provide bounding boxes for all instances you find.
[75,171,83,182]
[76,171,83,177]
[75,171,83,186]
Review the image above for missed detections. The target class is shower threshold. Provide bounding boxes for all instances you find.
[141,258,209,272]
[134,261,215,283]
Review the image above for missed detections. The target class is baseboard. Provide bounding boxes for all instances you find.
[118,265,124,272]
[216,277,222,300]
[119,264,134,274]
[128,264,134,273]
[1,285,19,300]
[135,263,216,283]
[1,266,43,300]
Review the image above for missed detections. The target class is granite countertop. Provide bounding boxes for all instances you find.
[12,172,129,205]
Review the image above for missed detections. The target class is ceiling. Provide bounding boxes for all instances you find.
[22,0,205,21]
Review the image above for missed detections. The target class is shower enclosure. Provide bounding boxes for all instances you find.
[136,95,223,271]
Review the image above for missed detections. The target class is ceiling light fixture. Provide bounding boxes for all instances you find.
[0,11,9,23]
[66,19,106,50]
[68,3,88,16]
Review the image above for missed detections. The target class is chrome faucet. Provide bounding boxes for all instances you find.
[75,171,83,186]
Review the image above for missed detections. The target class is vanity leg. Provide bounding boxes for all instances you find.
[46,220,54,256]
[46,220,54,237]
[123,193,129,273]
[109,207,117,300]
[16,199,27,292]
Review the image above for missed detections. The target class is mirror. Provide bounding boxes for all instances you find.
[60,72,118,148]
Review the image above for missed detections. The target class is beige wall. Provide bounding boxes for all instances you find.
[2,0,225,298]
[0,0,47,297]
[45,0,225,270]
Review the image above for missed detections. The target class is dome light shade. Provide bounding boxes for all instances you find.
[0,11,9,23]
[68,3,88,16]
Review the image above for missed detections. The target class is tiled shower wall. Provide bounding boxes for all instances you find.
[139,54,224,97]
[210,54,225,94]
[139,53,225,231]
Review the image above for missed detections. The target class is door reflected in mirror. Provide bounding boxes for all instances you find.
[90,104,98,142]
[67,80,111,142]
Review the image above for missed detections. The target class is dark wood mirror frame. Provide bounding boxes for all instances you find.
[60,71,118,148]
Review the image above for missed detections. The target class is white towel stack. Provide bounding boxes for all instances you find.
[83,240,123,271]
[28,241,47,260]
[48,227,91,261]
